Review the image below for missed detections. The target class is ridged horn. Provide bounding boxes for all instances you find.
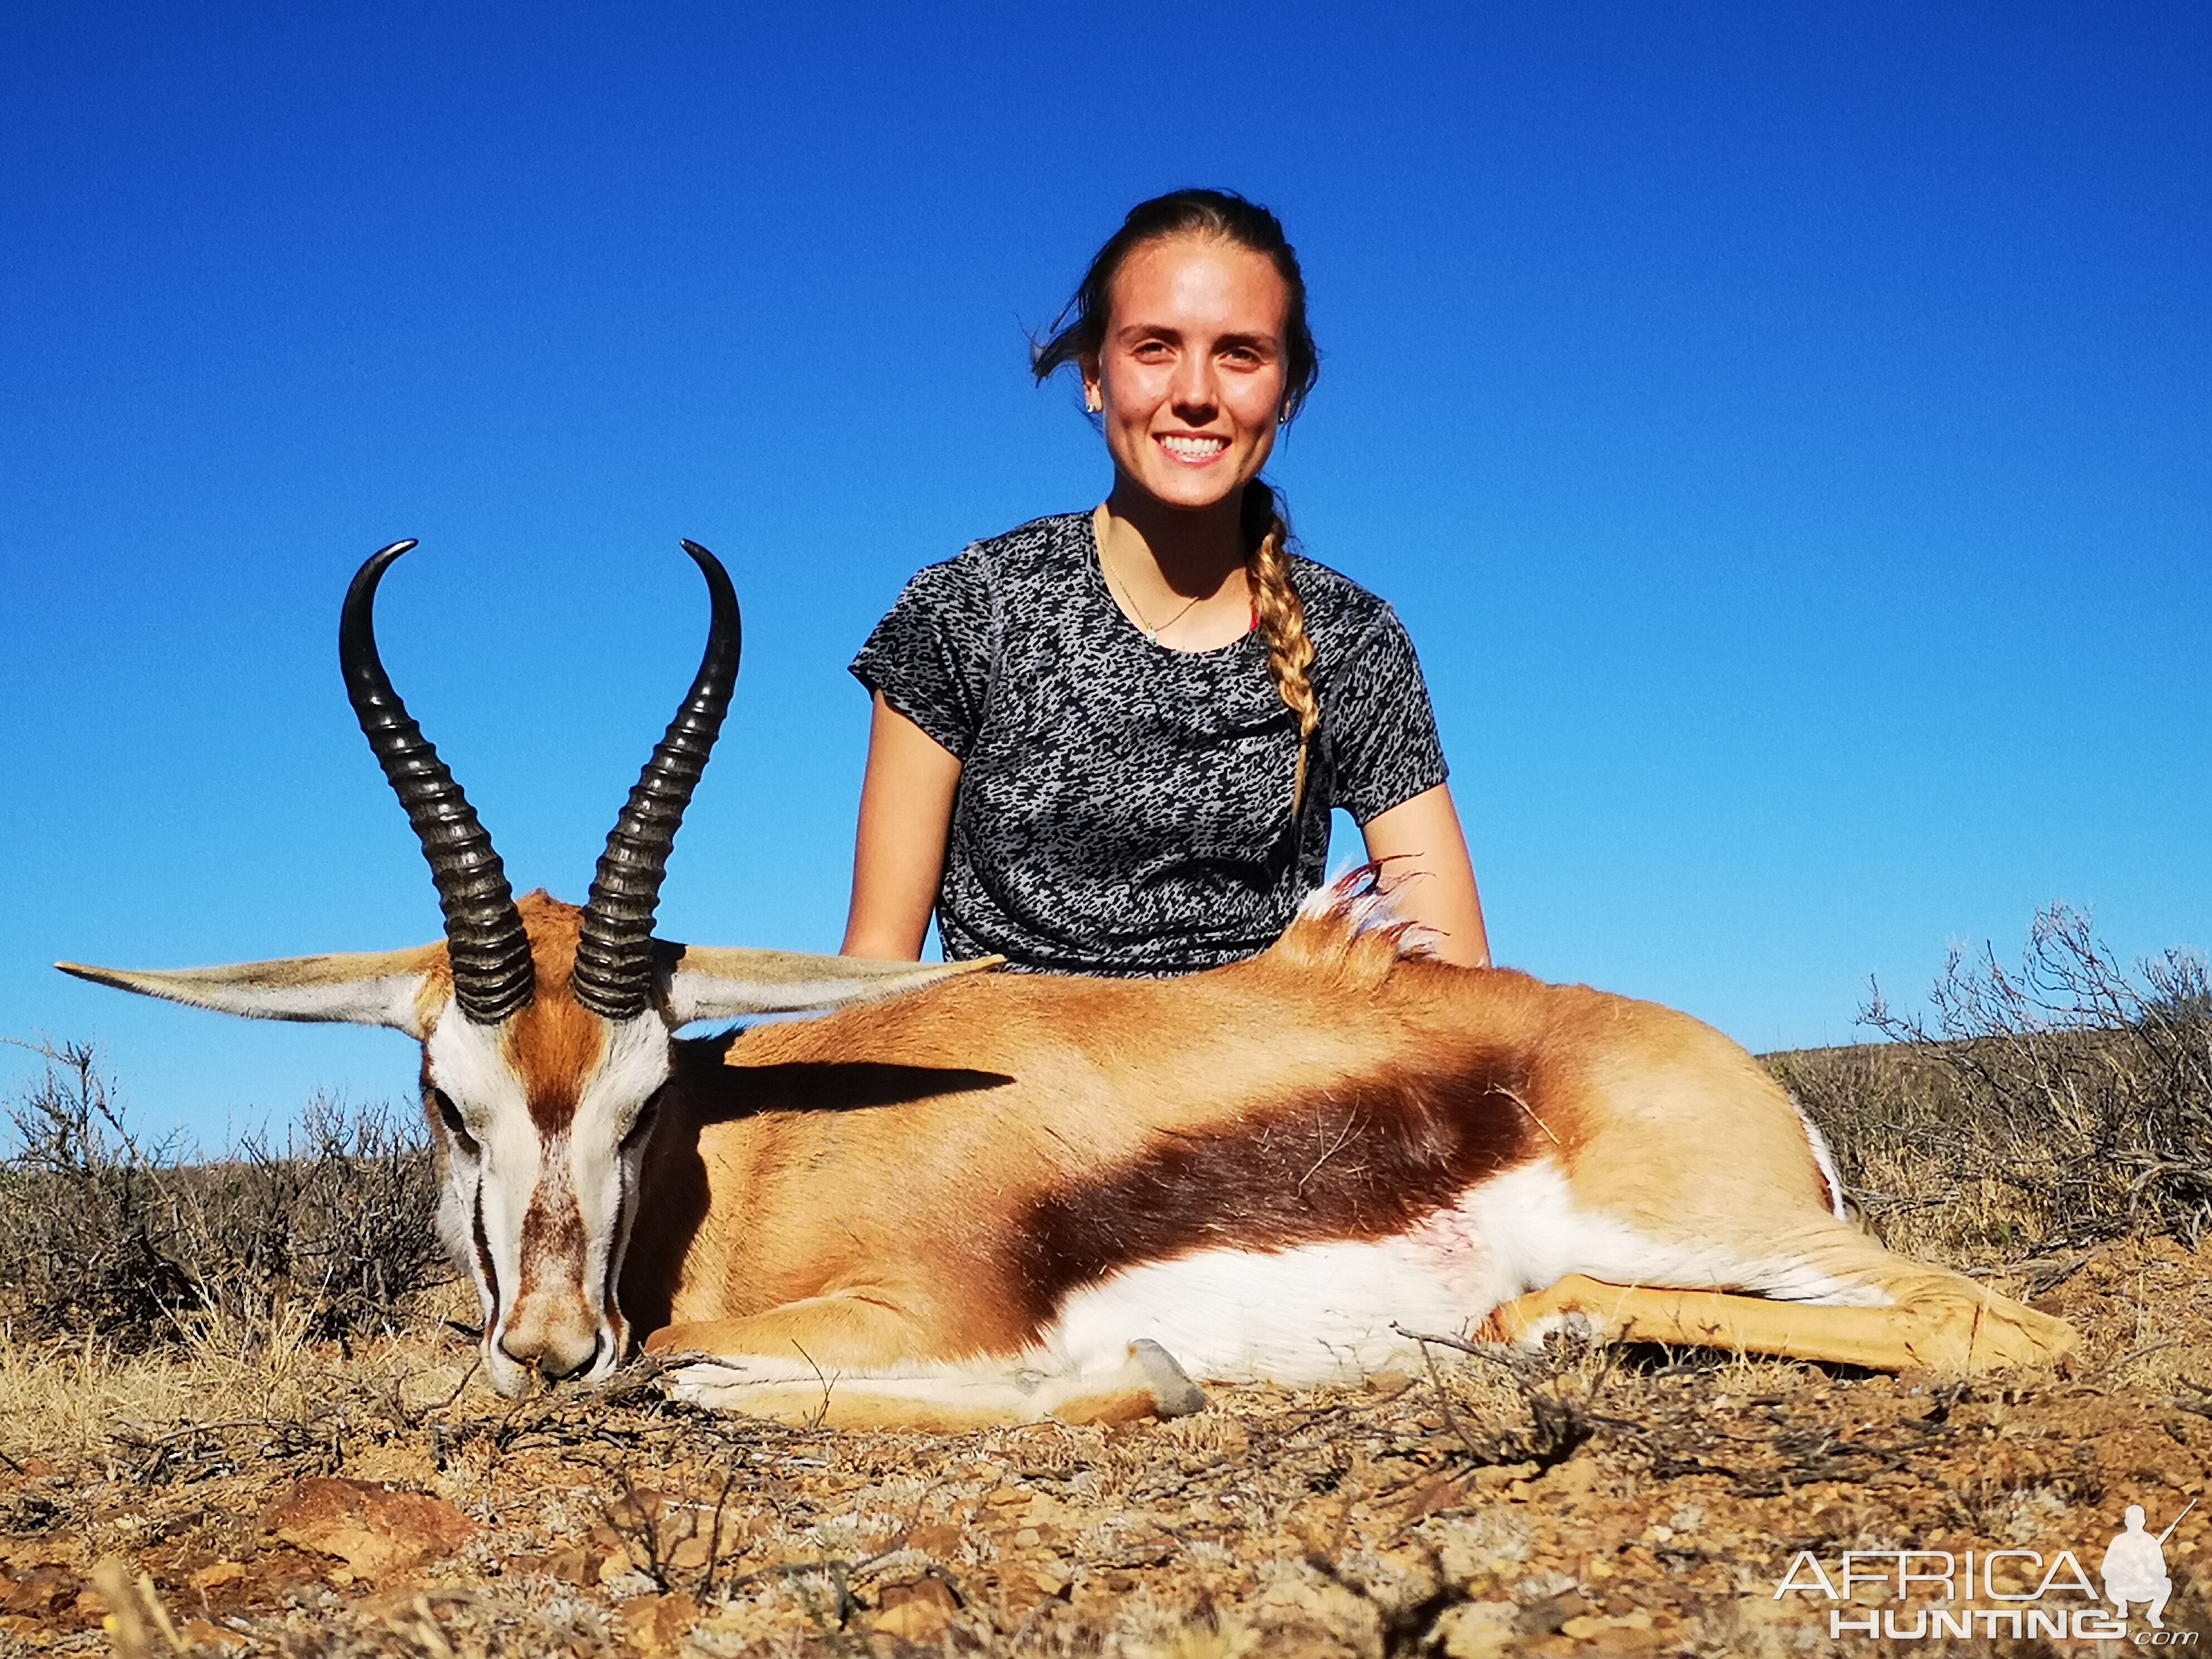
[573,541,741,1021]
[339,540,534,1024]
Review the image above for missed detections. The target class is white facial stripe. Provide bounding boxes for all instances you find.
[424,1005,542,1345]
[565,1012,671,1307]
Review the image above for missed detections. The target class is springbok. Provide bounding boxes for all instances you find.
[62,541,2077,1428]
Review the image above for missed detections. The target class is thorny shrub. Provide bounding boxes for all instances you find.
[0,1040,448,1348]
[1778,904,2212,1255]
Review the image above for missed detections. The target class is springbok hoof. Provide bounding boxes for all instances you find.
[1129,1338,1207,1417]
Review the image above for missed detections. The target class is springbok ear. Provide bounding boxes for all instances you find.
[659,943,1000,1025]
[56,946,443,1036]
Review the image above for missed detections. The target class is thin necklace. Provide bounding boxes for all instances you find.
[1102,544,1204,646]
[1106,528,1230,646]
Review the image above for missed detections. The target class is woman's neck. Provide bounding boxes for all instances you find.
[1097,479,1246,600]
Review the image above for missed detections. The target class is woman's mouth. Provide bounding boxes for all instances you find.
[1157,433,1229,464]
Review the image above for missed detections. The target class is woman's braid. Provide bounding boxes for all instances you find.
[1243,480,1320,820]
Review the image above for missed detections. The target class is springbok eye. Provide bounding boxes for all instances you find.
[431,1089,478,1157]
[620,1088,665,1154]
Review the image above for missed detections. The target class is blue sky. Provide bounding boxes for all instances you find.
[3,3,2206,1144]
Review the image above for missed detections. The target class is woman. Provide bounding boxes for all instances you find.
[843,189,1488,974]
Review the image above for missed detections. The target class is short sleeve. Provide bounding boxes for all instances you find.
[1322,607,1449,825]
[848,552,993,759]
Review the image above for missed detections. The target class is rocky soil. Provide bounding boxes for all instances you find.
[4,1239,2211,1657]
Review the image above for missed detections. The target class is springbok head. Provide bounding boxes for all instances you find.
[60,540,976,1394]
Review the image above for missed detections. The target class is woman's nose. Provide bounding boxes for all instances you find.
[1168,357,1219,418]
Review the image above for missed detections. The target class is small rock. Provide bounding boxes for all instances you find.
[1541,1459,1603,1501]
[1399,1474,1466,1517]
[906,1522,963,1557]
[620,1590,701,1655]
[0,1564,78,1617]
[1516,1589,1589,1634]
[191,1560,247,1590]
[1435,1600,1517,1658]
[1472,1462,1538,1491]
[876,1576,959,1640]
[182,1616,250,1652]
[269,1478,477,1582]
[667,1535,712,1570]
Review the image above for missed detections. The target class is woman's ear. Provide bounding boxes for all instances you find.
[1081,356,1104,415]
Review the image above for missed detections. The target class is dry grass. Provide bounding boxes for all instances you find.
[1774,903,2212,1268]
[0,1041,447,1350]
[0,1285,482,1469]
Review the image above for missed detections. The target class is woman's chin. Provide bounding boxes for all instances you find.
[1124,462,1248,515]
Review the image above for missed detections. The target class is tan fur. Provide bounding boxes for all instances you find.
[73,890,2079,1425]
[1485,1268,2064,1376]
[611,899,2075,1400]
[497,894,607,1129]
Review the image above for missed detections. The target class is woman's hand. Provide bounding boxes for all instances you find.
[1359,784,1492,968]
[842,693,962,959]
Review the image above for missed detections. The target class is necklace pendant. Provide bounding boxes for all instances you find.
[1144,627,1158,645]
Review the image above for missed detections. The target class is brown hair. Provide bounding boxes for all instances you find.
[1033,189,1324,821]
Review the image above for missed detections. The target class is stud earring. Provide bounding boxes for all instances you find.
[1085,390,1103,414]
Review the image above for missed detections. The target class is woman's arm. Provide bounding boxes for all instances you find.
[1360,783,1492,967]
[842,692,963,959]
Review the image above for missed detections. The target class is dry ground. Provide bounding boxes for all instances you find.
[3,1237,2210,1657]
[6,932,2208,1658]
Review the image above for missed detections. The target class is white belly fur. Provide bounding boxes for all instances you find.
[1041,1156,1884,1385]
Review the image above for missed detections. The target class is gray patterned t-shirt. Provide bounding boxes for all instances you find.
[850,511,1448,976]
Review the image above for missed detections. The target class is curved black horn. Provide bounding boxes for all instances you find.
[339,541,534,1024]
[573,541,741,1021]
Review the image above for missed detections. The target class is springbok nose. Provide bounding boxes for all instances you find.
[498,1330,603,1385]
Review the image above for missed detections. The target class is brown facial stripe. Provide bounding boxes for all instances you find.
[1014,1064,1535,1326]
[470,1182,499,1318]
[502,992,608,1132]
[513,1164,589,1308]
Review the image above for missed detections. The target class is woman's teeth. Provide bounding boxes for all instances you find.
[1160,434,1228,460]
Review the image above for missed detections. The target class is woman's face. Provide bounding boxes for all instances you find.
[1085,234,1291,515]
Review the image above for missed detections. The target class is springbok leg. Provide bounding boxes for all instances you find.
[1483,1270,2076,1376]
[643,1297,1205,1429]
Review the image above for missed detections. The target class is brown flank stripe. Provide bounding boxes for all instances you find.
[1014,1059,1535,1324]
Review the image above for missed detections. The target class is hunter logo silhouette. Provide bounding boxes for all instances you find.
[2103,1499,2192,1629]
